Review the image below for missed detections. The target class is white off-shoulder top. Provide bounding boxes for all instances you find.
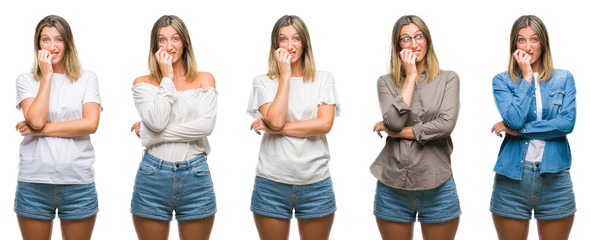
[133,77,217,162]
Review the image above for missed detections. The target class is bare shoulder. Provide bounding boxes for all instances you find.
[133,75,157,86]
[195,71,216,89]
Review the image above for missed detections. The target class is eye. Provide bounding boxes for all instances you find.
[279,38,287,42]
[400,37,411,43]
[173,37,180,42]
[294,37,301,41]
[159,38,166,43]
[517,38,525,44]
[41,38,49,43]
[56,38,63,42]
[531,38,539,43]
[415,34,425,40]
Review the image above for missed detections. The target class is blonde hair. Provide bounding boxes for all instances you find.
[508,15,553,83]
[148,15,198,83]
[32,15,81,83]
[389,15,440,88]
[267,15,316,82]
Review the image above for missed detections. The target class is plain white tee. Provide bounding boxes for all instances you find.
[525,72,545,162]
[247,71,340,185]
[133,77,217,162]
[16,70,102,184]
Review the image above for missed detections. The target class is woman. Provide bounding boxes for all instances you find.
[130,15,217,240]
[247,15,340,240]
[14,15,102,239]
[490,15,576,240]
[371,15,461,240]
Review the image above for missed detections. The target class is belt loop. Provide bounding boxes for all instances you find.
[158,160,163,170]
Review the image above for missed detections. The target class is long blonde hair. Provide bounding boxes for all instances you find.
[267,15,316,82]
[508,15,553,83]
[389,15,440,88]
[148,15,198,83]
[32,15,81,83]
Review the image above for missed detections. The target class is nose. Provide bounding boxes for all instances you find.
[287,40,294,50]
[525,41,532,51]
[410,38,418,48]
[166,42,173,51]
[50,41,56,51]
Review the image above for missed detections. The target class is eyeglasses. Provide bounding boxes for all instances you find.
[399,34,426,47]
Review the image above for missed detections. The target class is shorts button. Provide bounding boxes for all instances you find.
[176,163,181,168]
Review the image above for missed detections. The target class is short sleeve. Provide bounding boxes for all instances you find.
[319,72,341,116]
[16,74,36,110]
[247,75,275,118]
[82,71,103,112]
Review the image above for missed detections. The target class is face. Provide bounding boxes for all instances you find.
[278,25,303,64]
[39,27,65,65]
[158,26,184,64]
[399,23,427,63]
[516,27,542,67]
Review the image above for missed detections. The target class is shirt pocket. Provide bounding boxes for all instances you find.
[548,90,565,118]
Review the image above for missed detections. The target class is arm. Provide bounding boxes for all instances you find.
[252,103,335,138]
[373,121,415,139]
[19,50,54,129]
[259,48,292,130]
[378,76,411,131]
[17,102,100,137]
[492,73,535,129]
[411,72,460,144]
[141,88,217,146]
[132,77,177,132]
[519,72,576,140]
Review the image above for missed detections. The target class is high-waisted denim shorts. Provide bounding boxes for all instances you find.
[14,181,99,220]
[251,176,336,219]
[490,161,576,220]
[131,151,216,221]
[374,176,461,223]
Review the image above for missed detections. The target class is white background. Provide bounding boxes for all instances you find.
[1,0,588,239]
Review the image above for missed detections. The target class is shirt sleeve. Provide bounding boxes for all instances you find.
[519,71,576,140]
[16,74,36,110]
[82,71,103,111]
[140,88,218,147]
[132,77,178,132]
[378,75,411,131]
[247,75,275,118]
[492,73,536,130]
[319,72,341,116]
[411,71,460,144]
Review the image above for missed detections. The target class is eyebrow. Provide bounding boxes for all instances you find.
[400,31,423,37]
[158,33,180,37]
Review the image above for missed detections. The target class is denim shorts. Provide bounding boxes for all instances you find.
[131,151,216,221]
[490,161,576,220]
[374,176,461,223]
[14,181,98,220]
[251,176,336,219]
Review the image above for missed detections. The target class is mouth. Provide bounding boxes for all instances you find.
[289,51,296,57]
[51,53,58,56]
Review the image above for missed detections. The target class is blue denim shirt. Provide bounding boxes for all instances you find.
[492,69,576,180]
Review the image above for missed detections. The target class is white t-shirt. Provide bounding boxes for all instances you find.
[247,71,340,185]
[133,77,217,162]
[525,72,545,162]
[16,70,102,184]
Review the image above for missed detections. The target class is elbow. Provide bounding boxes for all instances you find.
[384,117,404,131]
[266,120,286,131]
[143,121,166,132]
[26,119,46,130]
[88,122,99,134]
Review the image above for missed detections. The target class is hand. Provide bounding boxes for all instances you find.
[16,121,40,136]
[156,47,174,79]
[491,121,518,137]
[513,49,533,82]
[131,121,141,138]
[373,121,395,138]
[250,118,275,135]
[38,49,53,81]
[400,49,417,81]
[275,48,292,79]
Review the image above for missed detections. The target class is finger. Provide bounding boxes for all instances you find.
[377,131,383,138]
